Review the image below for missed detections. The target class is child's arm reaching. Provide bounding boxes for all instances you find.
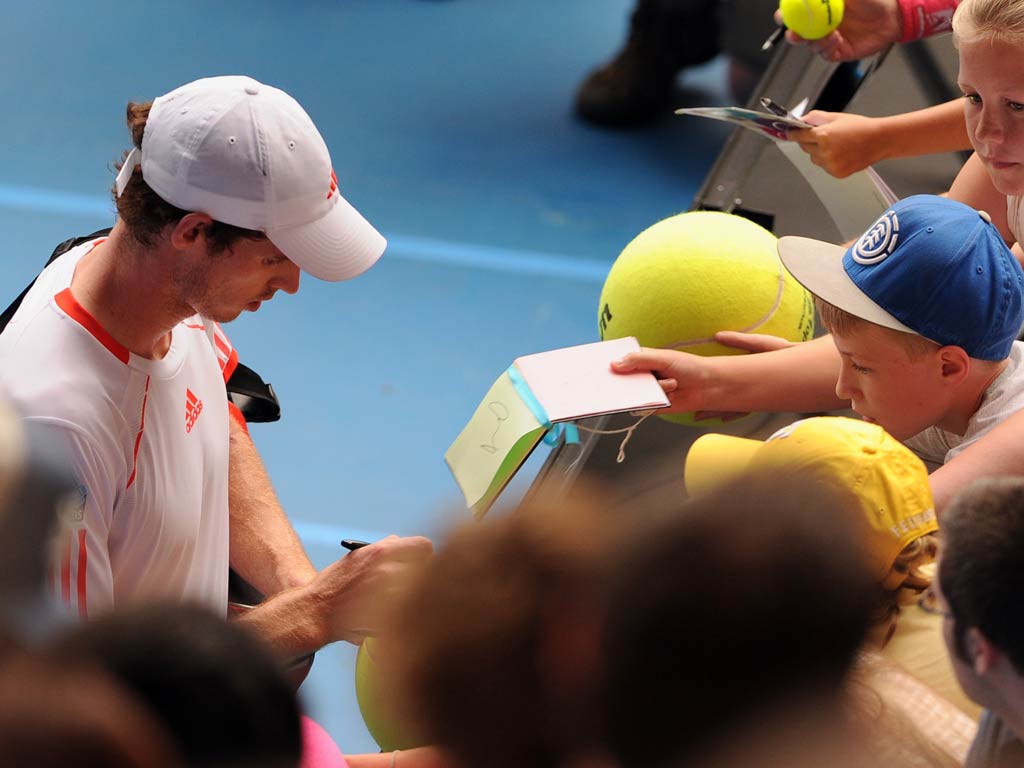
[780,0,958,62]
[787,99,970,179]
[612,335,848,416]
[932,408,1024,514]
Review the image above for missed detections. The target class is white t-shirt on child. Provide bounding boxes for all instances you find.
[903,342,1024,471]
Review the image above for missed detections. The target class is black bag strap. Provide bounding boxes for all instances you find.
[0,228,113,333]
[226,362,281,423]
[0,229,281,423]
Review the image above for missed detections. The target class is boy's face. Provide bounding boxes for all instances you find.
[830,324,948,441]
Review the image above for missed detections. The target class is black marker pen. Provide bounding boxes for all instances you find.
[759,96,790,118]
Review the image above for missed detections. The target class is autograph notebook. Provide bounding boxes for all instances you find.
[445,337,669,518]
[674,105,810,141]
[676,103,898,241]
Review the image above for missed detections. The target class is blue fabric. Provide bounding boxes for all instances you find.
[843,195,1024,360]
[508,365,580,447]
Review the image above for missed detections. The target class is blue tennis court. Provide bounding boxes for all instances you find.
[1,0,733,751]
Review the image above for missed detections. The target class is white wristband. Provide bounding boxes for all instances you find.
[389,749,401,768]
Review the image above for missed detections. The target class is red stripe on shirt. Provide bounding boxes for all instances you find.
[210,323,238,381]
[54,289,130,364]
[222,347,239,383]
[76,529,88,619]
[60,537,71,605]
[81,238,107,258]
[126,376,151,490]
[214,331,231,357]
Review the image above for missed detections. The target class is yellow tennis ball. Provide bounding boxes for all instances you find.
[597,211,815,425]
[355,638,419,752]
[779,0,844,40]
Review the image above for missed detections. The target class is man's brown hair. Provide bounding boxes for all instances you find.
[814,297,941,359]
[113,101,266,254]
[941,477,1024,673]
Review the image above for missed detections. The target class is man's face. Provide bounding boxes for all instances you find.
[958,37,1024,196]
[830,324,948,441]
[176,236,301,323]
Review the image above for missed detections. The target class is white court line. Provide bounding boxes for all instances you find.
[386,233,609,283]
[0,182,609,284]
[0,184,113,218]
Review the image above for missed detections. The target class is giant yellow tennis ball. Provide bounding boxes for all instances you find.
[355,638,419,752]
[779,0,844,40]
[598,211,815,425]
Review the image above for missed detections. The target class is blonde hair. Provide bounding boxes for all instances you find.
[814,297,941,360]
[952,0,1024,45]
[873,533,940,646]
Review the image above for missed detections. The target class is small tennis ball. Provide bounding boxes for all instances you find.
[355,638,419,752]
[598,211,815,425]
[779,0,844,40]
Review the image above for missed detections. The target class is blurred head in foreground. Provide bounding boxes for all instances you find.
[0,653,182,767]
[381,470,880,768]
[375,487,620,768]
[939,477,1024,717]
[46,602,301,768]
[603,471,876,768]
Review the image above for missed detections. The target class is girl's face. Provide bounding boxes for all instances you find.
[959,36,1024,196]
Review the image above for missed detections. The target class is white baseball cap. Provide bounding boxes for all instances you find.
[115,75,386,282]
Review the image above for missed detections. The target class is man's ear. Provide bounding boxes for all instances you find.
[169,213,214,250]
[967,627,1000,675]
[937,345,971,385]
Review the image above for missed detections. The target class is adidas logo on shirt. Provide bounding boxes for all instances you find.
[185,388,204,433]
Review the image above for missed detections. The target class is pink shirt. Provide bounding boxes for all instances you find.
[301,716,350,768]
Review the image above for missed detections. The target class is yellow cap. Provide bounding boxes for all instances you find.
[684,416,937,585]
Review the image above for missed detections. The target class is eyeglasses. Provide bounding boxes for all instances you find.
[918,584,953,618]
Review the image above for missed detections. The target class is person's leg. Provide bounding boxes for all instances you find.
[575,0,721,127]
[717,0,778,104]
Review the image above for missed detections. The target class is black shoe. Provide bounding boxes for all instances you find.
[575,4,721,127]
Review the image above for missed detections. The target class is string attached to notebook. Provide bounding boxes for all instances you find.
[574,409,659,464]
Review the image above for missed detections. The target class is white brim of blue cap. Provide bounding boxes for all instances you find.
[267,194,387,283]
[777,236,918,336]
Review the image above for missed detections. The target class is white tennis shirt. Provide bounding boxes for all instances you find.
[0,237,236,617]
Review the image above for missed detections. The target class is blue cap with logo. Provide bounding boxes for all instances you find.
[777,195,1024,360]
